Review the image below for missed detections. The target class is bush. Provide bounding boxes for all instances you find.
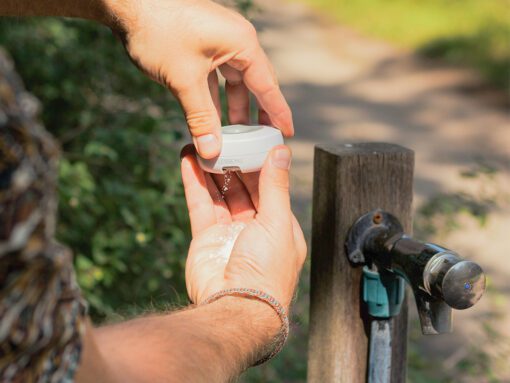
[0,18,191,320]
[0,9,311,382]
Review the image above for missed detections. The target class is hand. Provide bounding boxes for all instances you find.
[180,144,306,310]
[105,0,293,159]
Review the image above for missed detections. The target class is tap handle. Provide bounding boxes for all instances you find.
[423,252,485,310]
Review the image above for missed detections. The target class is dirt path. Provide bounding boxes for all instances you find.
[251,0,510,379]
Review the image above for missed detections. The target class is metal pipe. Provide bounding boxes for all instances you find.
[368,319,392,383]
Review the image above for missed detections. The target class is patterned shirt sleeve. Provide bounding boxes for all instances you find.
[0,48,87,383]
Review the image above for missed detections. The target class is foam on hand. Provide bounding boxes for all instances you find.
[207,222,246,264]
[197,124,284,174]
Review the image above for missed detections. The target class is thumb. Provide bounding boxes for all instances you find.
[258,145,292,221]
[176,81,222,159]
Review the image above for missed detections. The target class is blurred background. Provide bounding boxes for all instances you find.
[0,0,508,381]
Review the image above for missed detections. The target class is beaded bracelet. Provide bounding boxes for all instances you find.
[202,288,290,365]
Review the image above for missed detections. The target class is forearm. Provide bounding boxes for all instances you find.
[85,297,281,383]
[0,0,132,30]
[1,0,103,20]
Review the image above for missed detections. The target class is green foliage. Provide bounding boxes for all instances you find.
[0,18,191,319]
[420,22,510,90]
[415,192,494,238]
[414,162,500,239]
[295,0,510,90]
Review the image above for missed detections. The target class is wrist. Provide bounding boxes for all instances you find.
[200,293,286,368]
[208,295,282,344]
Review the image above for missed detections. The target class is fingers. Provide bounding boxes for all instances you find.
[257,145,292,223]
[208,70,222,121]
[229,46,293,136]
[219,64,250,125]
[175,79,222,159]
[238,171,260,209]
[291,213,307,266]
[181,145,232,236]
[180,145,218,236]
[255,97,272,126]
[203,172,232,225]
[212,172,256,221]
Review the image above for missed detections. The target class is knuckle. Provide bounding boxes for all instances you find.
[228,102,248,116]
[230,21,259,62]
[259,213,290,235]
[269,173,290,191]
[225,76,243,87]
[273,102,292,121]
[188,200,210,214]
[282,103,292,118]
[258,79,280,101]
[186,109,217,135]
[238,19,258,40]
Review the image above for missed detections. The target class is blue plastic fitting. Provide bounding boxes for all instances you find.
[362,266,405,318]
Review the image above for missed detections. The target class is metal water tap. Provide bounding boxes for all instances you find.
[346,209,486,334]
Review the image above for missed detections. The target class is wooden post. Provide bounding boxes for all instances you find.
[307,143,414,383]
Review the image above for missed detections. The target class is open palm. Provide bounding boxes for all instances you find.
[181,145,306,308]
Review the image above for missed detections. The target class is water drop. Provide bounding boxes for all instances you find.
[220,170,234,197]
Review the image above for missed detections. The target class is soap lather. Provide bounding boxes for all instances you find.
[197,124,284,174]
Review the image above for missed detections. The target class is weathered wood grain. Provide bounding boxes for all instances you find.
[307,143,414,383]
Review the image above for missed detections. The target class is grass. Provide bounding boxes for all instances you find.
[292,0,510,90]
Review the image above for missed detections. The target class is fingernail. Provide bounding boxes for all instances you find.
[195,134,220,158]
[272,147,291,169]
